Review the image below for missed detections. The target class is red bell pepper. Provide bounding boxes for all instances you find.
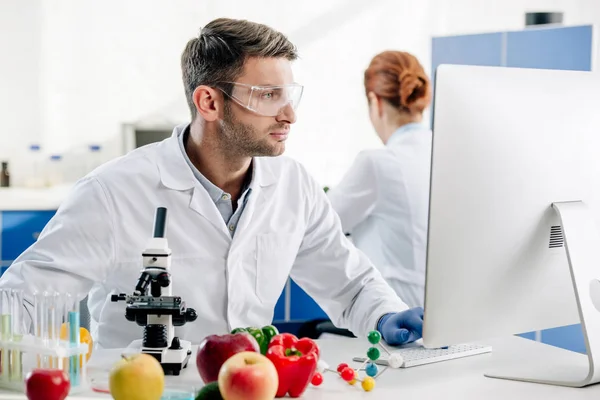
[266,333,320,398]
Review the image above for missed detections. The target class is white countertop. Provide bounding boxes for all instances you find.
[0,185,72,211]
[0,335,596,399]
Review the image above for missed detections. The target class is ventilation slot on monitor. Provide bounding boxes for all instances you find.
[549,225,564,248]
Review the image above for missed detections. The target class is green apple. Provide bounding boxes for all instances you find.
[195,382,223,400]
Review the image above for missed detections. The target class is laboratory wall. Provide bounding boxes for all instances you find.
[0,1,43,173]
[1,0,599,187]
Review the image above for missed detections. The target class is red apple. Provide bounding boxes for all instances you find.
[25,369,70,400]
[196,332,260,383]
[218,351,278,400]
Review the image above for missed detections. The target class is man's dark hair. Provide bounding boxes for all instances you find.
[181,18,298,120]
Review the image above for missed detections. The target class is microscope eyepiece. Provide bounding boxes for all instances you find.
[153,207,168,238]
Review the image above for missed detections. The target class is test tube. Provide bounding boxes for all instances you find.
[0,289,12,381]
[47,292,62,368]
[33,291,48,368]
[66,294,80,387]
[10,289,24,381]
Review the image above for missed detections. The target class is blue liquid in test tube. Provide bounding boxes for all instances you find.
[68,299,80,387]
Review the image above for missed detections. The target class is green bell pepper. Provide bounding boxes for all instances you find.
[231,325,279,354]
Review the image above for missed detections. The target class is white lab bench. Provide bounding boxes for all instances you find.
[0,335,595,399]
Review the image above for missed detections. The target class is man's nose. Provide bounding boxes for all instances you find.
[276,102,297,124]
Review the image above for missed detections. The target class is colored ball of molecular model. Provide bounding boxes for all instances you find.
[313,330,405,392]
[362,376,376,391]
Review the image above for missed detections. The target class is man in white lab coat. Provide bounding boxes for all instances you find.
[0,18,423,349]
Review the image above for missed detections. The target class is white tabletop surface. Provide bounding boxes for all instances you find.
[0,335,598,399]
[0,185,72,211]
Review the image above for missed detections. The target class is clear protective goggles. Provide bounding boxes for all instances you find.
[217,82,304,117]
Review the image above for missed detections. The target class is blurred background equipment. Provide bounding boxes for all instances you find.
[526,12,564,26]
[0,162,9,187]
[121,124,174,154]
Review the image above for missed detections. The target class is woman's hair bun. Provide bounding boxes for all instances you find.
[364,51,431,114]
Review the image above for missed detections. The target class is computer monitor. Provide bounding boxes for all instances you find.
[422,64,600,387]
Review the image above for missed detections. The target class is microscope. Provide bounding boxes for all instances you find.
[111,207,198,375]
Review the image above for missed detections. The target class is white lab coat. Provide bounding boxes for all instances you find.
[327,123,432,308]
[0,125,408,349]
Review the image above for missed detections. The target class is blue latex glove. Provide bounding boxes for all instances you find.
[377,307,424,345]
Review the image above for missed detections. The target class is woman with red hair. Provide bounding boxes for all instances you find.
[328,51,432,308]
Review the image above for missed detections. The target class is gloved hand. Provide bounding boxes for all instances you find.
[377,307,424,346]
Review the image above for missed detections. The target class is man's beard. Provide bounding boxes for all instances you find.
[217,101,286,158]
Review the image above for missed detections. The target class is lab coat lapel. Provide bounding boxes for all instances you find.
[234,157,277,238]
[189,186,231,239]
[156,126,231,240]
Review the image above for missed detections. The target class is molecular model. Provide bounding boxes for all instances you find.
[314,330,404,392]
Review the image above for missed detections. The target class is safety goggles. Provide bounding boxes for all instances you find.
[217,82,304,117]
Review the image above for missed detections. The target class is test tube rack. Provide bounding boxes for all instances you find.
[0,289,90,395]
[0,334,89,394]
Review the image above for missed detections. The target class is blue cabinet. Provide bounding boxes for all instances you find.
[273,289,286,322]
[541,324,585,354]
[272,279,329,336]
[289,280,328,321]
[0,210,55,274]
[431,24,593,353]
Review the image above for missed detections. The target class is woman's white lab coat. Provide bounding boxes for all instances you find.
[0,125,408,349]
[327,123,431,308]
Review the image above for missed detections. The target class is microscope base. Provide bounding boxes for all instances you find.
[126,338,194,376]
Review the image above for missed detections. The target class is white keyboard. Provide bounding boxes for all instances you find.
[352,343,492,368]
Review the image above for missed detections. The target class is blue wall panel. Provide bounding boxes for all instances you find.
[506,25,593,71]
[431,32,504,75]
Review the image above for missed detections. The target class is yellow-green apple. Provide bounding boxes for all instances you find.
[196,332,260,383]
[217,351,278,400]
[109,353,165,400]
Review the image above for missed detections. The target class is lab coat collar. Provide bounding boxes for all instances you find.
[157,125,197,191]
[387,122,427,146]
[157,124,277,192]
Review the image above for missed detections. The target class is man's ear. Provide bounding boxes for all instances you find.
[193,85,224,122]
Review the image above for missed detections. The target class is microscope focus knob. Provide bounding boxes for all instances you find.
[111,293,126,302]
[157,272,170,287]
[169,337,182,350]
[186,308,198,322]
[125,307,136,322]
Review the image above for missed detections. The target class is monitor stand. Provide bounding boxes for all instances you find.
[485,201,600,387]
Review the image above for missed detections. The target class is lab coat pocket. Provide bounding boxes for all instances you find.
[255,233,297,306]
